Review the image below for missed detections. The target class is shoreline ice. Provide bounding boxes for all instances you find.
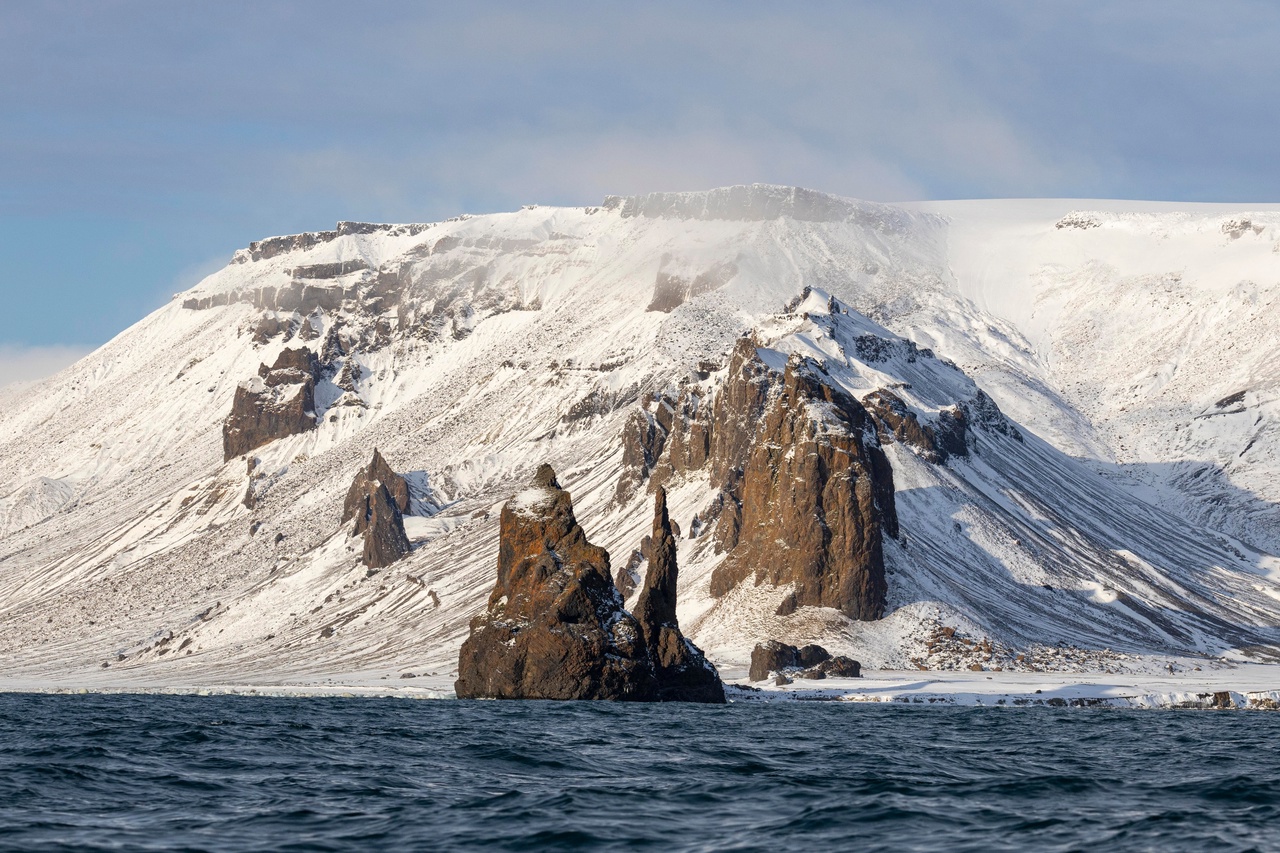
[4,665,1279,710]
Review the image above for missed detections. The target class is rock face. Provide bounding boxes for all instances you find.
[632,488,725,703]
[749,641,861,681]
[342,449,410,523]
[750,640,800,681]
[616,338,898,621]
[455,466,657,701]
[708,341,897,620]
[222,348,321,460]
[343,450,412,569]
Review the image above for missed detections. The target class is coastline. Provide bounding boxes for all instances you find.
[4,665,1279,709]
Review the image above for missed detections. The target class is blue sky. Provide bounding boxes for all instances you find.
[3,1,1279,377]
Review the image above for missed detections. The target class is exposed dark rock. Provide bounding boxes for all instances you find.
[933,406,969,459]
[960,389,1022,442]
[707,344,896,620]
[335,358,362,393]
[750,640,799,682]
[222,347,321,461]
[616,387,712,504]
[646,255,738,313]
[298,314,321,341]
[616,549,644,600]
[1215,390,1248,409]
[342,450,412,569]
[615,335,899,622]
[796,644,831,668]
[351,479,412,569]
[252,314,289,345]
[775,591,798,616]
[343,449,410,524]
[248,230,339,261]
[242,458,258,509]
[750,640,860,681]
[455,465,657,701]
[633,488,725,703]
[614,409,667,504]
[863,388,950,463]
[815,656,861,678]
[260,347,321,384]
[561,388,614,424]
[290,259,369,279]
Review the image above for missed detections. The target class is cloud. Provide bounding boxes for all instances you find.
[5,2,1280,352]
[281,127,931,218]
[0,344,92,392]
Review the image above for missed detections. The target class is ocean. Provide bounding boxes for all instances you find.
[0,693,1276,851]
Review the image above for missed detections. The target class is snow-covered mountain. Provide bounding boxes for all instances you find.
[2,184,1278,689]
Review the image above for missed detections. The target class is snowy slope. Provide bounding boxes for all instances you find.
[0,184,1278,690]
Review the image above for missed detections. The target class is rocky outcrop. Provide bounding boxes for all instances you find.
[614,337,898,621]
[749,641,861,681]
[862,389,967,463]
[707,342,896,620]
[633,488,725,703]
[750,640,798,681]
[615,548,644,600]
[615,390,708,504]
[348,476,412,570]
[614,407,669,504]
[647,255,737,313]
[343,449,410,523]
[222,348,321,461]
[289,259,369,280]
[342,450,412,570]
[455,466,657,701]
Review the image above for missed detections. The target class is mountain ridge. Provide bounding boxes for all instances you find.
[1,184,1277,691]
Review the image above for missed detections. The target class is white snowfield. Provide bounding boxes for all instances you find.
[1,184,1279,708]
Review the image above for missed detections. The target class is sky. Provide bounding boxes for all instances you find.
[3,0,1280,380]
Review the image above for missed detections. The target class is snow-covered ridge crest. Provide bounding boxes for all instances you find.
[1054,208,1280,240]
[603,183,943,231]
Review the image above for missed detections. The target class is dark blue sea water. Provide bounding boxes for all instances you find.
[0,694,1277,852]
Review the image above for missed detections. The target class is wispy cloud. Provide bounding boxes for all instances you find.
[0,344,92,392]
[4,2,1280,348]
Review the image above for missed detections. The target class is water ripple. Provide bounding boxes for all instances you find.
[0,696,1278,850]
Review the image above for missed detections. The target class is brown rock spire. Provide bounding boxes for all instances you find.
[455,465,657,701]
[343,448,410,524]
[634,487,726,703]
[343,449,411,569]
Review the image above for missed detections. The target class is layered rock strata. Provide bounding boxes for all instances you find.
[632,488,725,703]
[222,348,321,460]
[455,466,657,701]
[343,449,412,570]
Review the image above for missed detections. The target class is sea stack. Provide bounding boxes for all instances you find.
[633,487,725,703]
[455,465,657,701]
